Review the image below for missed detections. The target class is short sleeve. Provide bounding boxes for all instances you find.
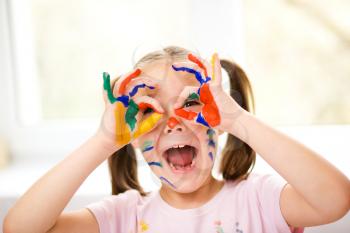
[251,173,304,233]
[85,189,140,233]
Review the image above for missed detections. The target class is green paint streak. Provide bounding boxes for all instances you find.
[103,72,116,103]
[188,92,199,100]
[125,99,139,131]
[142,140,153,149]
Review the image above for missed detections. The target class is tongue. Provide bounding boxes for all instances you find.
[167,146,194,166]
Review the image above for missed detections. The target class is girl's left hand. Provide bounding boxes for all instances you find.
[172,53,244,133]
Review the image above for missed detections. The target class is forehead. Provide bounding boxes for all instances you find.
[140,60,200,99]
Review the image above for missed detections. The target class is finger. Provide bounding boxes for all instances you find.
[187,53,209,79]
[211,53,222,86]
[174,108,198,121]
[102,72,117,104]
[172,62,208,86]
[133,95,164,114]
[124,77,158,97]
[113,68,142,97]
[173,86,200,109]
[198,84,221,127]
[114,101,132,146]
[133,112,163,139]
[124,99,139,132]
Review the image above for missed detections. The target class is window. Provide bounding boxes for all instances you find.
[243,0,350,125]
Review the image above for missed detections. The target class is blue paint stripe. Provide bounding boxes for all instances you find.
[142,146,154,153]
[129,84,155,97]
[208,140,216,148]
[148,161,162,167]
[208,152,214,161]
[160,176,176,189]
[116,95,129,107]
[172,65,206,85]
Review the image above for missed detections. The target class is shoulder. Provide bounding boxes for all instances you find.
[225,173,287,192]
[85,189,153,233]
[87,189,150,211]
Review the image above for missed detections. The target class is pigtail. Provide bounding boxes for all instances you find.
[108,144,148,196]
[219,59,256,181]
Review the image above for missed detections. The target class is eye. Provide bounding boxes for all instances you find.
[183,100,200,108]
[143,107,154,115]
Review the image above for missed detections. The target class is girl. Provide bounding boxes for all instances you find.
[4,46,350,233]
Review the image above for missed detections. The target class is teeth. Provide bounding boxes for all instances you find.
[171,144,186,149]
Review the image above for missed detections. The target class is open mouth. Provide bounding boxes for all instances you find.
[163,145,198,173]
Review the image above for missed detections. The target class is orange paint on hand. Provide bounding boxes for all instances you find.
[199,84,221,126]
[188,54,208,77]
[167,117,179,129]
[118,68,142,94]
[175,108,197,120]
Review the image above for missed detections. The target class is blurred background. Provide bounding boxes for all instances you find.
[0,0,349,231]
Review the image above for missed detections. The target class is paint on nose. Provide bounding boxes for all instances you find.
[167,117,180,129]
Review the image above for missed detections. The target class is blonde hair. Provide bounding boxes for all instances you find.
[108,46,256,196]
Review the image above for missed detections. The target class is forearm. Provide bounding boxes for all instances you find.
[230,110,350,213]
[4,133,119,233]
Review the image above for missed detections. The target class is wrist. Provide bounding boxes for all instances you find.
[92,130,121,155]
[228,108,252,141]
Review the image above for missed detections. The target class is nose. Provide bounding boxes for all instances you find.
[164,116,184,134]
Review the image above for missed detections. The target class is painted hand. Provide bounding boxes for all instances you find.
[97,69,164,148]
[172,53,244,132]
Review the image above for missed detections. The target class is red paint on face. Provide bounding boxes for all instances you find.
[167,117,180,129]
[188,54,208,78]
[175,108,197,120]
[118,68,142,94]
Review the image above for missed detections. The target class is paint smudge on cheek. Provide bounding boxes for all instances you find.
[207,128,216,162]
[208,152,214,161]
[141,140,154,152]
[148,161,162,167]
[207,128,216,148]
[141,140,163,168]
[159,176,176,189]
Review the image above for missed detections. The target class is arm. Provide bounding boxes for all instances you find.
[230,109,350,227]
[3,69,163,233]
[3,133,119,233]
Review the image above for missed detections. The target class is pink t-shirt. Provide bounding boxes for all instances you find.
[86,173,304,233]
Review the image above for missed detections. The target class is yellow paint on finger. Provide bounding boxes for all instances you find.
[211,53,217,81]
[133,113,163,139]
[114,102,131,145]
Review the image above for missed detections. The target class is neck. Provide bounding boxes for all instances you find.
[159,175,225,209]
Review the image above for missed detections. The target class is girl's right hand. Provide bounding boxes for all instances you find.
[96,68,164,150]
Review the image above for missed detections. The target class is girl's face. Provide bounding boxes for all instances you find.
[131,59,219,193]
